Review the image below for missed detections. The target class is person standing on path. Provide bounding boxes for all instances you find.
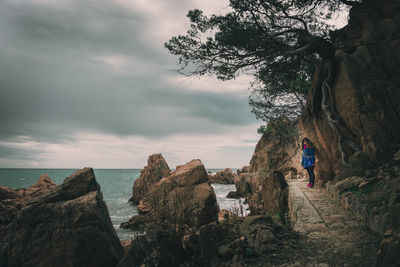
[302,138,315,188]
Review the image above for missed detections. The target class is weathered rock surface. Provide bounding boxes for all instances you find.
[0,168,124,267]
[124,159,219,229]
[0,175,56,248]
[0,174,56,224]
[239,215,280,255]
[249,117,304,178]
[261,171,288,217]
[129,153,171,204]
[300,0,400,185]
[236,165,250,175]
[233,172,264,197]
[208,168,235,184]
[325,175,400,235]
[119,214,284,267]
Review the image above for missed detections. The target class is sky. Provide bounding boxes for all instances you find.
[0,0,263,169]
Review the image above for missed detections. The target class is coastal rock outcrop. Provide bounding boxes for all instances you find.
[209,168,235,184]
[261,171,288,217]
[228,118,297,216]
[300,0,400,185]
[129,153,171,204]
[0,174,56,219]
[0,175,56,247]
[123,159,219,229]
[0,168,124,267]
[236,165,250,175]
[249,117,304,178]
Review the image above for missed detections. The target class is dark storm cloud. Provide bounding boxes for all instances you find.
[0,144,44,161]
[0,0,256,147]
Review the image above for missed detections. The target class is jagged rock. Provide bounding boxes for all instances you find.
[249,118,304,178]
[129,153,171,204]
[236,166,250,175]
[229,172,266,215]
[0,174,56,214]
[261,171,288,217]
[0,175,56,248]
[0,168,124,267]
[234,172,264,197]
[209,168,235,184]
[120,214,149,230]
[239,215,280,255]
[126,159,219,229]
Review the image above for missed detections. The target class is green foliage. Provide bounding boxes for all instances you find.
[257,125,266,134]
[165,0,355,121]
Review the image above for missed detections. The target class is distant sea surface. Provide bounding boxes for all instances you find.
[0,168,247,240]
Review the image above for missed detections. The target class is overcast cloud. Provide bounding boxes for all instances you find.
[0,0,261,168]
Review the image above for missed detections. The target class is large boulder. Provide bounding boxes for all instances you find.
[261,171,288,217]
[209,168,235,184]
[0,168,124,267]
[129,153,171,204]
[125,159,219,229]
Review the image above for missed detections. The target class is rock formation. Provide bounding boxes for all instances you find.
[122,159,219,229]
[300,0,400,185]
[227,117,299,216]
[118,214,283,267]
[208,168,235,184]
[0,174,56,248]
[129,153,171,204]
[0,168,124,267]
[236,166,250,175]
[261,171,288,217]
[250,117,304,178]
[0,174,56,221]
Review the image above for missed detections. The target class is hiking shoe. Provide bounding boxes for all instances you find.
[306,183,311,188]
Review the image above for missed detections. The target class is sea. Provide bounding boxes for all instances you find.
[0,168,248,240]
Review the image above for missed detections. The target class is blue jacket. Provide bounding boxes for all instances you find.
[302,147,315,168]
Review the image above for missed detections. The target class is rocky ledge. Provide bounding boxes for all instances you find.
[0,168,124,267]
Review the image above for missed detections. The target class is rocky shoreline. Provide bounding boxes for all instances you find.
[1,0,400,266]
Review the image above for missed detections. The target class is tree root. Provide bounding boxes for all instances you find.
[320,60,361,165]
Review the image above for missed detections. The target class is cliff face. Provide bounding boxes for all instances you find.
[249,117,304,179]
[301,0,400,185]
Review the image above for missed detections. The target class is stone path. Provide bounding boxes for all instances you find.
[268,178,380,266]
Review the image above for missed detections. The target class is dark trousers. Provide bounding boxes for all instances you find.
[306,167,315,185]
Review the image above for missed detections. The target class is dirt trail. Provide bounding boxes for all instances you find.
[268,178,380,267]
